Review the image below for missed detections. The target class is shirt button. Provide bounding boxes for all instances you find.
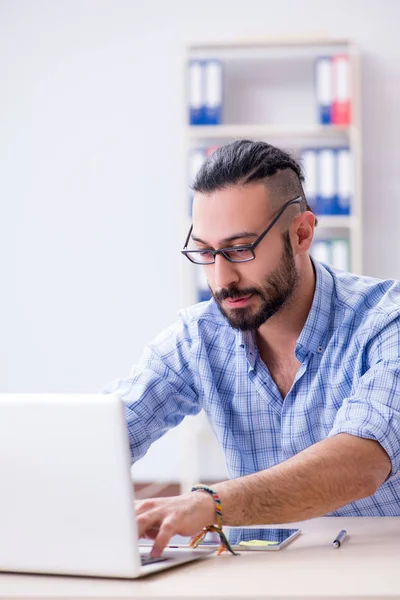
[318,346,323,353]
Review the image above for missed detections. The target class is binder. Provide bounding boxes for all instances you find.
[332,55,351,125]
[188,60,205,125]
[311,240,331,264]
[204,60,223,125]
[315,57,333,125]
[336,148,352,215]
[205,145,219,157]
[301,149,318,212]
[312,239,350,270]
[317,148,337,214]
[188,148,206,215]
[331,239,350,270]
[198,288,212,302]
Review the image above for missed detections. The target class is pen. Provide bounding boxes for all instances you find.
[332,529,348,548]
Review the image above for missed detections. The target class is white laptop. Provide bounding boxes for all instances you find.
[0,393,214,578]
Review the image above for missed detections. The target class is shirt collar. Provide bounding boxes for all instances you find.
[236,258,335,366]
[295,258,335,360]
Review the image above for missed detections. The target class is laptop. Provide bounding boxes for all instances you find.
[0,393,215,578]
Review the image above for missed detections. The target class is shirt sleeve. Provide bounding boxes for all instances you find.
[102,314,201,463]
[328,312,400,478]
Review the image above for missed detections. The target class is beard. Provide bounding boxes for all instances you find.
[212,232,299,331]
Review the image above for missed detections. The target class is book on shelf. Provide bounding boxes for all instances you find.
[188,60,223,126]
[188,60,204,125]
[318,148,337,214]
[204,60,223,125]
[315,56,332,125]
[301,147,353,215]
[312,238,350,271]
[336,147,353,215]
[314,54,351,125]
[332,55,351,126]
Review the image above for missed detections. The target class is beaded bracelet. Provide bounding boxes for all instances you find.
[190,484,238,556]
[191,484,223,527]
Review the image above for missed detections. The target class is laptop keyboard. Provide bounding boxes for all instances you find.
[140,554,169,566]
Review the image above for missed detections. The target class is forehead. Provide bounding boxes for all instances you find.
[192,183,272,242]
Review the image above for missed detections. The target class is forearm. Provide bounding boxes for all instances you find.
[213,433,391,525]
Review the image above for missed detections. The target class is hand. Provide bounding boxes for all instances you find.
[135,491,217,557]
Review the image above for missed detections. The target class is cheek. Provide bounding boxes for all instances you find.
[254,239,285,273]
[242,265,268,287]
[240,251,283,287]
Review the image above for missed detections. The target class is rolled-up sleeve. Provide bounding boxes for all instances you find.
[329,314,400,478]
[103,315,201,463]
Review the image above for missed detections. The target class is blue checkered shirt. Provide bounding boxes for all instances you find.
[104,259,400,516]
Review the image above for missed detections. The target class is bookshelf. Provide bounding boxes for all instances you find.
[187,124,351,140]
[179,37,362,491]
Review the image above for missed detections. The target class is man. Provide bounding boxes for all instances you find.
[105,140,399,557]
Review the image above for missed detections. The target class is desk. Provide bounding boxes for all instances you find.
[1,517,400,599]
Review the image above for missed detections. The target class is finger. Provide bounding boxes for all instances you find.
[142,526,159,541]
[135,498,157,515]
[136,509,162,539]
[150,518,177,558]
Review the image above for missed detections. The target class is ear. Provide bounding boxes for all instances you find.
[291,211,315,255]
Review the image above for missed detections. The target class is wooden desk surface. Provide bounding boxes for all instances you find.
[1,517,400,599]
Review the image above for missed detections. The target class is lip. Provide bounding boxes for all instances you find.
[225,294,253,308]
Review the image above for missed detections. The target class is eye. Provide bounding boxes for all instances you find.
[224,247,254,261]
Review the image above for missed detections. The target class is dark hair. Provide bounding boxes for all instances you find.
[193,139,316,219]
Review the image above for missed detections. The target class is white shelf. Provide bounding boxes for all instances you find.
[317,216,359,229]
[187,124,351,141]
[188,36,354,51]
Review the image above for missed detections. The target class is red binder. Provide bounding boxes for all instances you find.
[332,55,352,125]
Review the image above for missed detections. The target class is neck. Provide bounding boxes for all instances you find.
[256,256,316,358]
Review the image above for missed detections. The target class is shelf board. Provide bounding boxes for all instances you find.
[316,215,358,229]
[187,124,351,140]
[187,36,353,51]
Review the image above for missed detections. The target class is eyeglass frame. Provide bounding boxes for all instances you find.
[181,196,302,265]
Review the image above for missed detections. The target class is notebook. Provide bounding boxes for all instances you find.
[0,393,214,578]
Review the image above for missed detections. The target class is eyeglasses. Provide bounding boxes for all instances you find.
[181,197,302,265]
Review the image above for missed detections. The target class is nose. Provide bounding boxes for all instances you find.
[213,253,240,291]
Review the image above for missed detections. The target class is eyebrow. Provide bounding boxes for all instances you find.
[191,231,259,246]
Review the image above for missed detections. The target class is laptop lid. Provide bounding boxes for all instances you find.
[0,393,212,578]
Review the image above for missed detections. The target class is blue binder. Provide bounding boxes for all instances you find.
[204,60,223,125]
[335,147,351,215]
[301,148,318,212]
[197,289,212,303]
[315,57,333,125]
[188,60,205,125]
[317,148,338,214]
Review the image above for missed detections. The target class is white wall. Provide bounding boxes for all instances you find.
[1,0,399,480]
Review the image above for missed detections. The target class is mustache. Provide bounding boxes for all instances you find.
[213,286,260,302]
